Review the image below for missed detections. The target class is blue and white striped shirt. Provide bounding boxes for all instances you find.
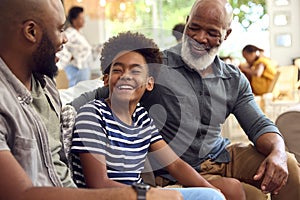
[71,99,162,187]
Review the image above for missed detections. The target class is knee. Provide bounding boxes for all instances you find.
[229,178,244,191]
[222,177,242,187]
[225,178,246,200]
[211,178,246,200]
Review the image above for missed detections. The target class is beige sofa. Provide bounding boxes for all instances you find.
[275,104,300,162]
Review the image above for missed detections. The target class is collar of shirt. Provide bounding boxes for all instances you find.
[0,57,33,104]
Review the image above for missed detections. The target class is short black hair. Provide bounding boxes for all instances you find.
[100,31,162,78]
[67,6,84,25]
[172,23,185,42]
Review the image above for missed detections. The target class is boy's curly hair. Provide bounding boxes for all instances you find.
[100,31,162,78]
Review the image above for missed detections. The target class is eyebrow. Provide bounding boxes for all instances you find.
[112,62,144,68]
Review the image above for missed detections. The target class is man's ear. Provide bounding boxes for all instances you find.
[224,28,232,40]
[22,20,38,43]
[146,76,154,91]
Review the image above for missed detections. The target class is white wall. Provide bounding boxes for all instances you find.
[267,0,300,66]
[80,17,107,77]
[82,17,106,46]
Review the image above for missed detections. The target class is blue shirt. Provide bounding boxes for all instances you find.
[71,99,162,187]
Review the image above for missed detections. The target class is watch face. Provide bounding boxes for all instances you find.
[132,183,150,200]
[132,182,150,190]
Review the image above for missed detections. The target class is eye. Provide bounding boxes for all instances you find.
[131,69,142,74]
[112,68,122,73]
[111,67,122,73]
[131,66,143,74]
[60,23,67,33]
[187,25,198,31]
[206,29,223,38]
[208,32,220,38]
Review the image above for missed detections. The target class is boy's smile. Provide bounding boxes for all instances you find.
[108,51,154,106]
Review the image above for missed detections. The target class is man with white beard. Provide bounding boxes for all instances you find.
[181,31,222,73]
[69,0,300,199]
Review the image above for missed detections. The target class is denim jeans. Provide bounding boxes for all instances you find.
[167,187,225,200]
[64,64,91,87]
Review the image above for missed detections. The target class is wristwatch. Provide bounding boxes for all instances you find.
[131,182,150,200]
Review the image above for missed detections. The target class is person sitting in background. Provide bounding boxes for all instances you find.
[239,44,277,95]
[172,23,185,43]
[56,6,94,87]
[70,31,239,200]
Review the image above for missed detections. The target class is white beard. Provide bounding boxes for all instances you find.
[181,35,220,72]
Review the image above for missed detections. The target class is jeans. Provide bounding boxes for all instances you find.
[64,64,91,87]
[167,188,225,200]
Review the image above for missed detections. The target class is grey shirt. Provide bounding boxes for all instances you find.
[144,44,280,170]
[0,57,75,187]
[69,43,280,171]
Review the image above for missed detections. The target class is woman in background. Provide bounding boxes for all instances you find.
[57,6,93,87]
[239,44,277,95]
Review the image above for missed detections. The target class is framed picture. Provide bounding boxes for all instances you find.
[274,12,290,26]
[274,0,289,6]
[275,33,292,47]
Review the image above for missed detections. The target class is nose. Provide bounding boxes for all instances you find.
[192,30,208,44]
[62,32,68,45]
[120,71,132,81]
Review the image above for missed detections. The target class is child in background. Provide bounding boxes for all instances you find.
[239,44,277,95]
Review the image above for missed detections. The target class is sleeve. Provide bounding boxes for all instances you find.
[232,73,281,144]
[70,103,108,155]
[262,58,277,79]
[149,118,163,144]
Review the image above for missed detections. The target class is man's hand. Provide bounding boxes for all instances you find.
[253,150,288,194]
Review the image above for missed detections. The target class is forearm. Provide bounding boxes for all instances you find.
[167,159,214,188]
[256,132,286,156]
[86,178,126,189]
[21,187,136,200]
[240,67,253,76]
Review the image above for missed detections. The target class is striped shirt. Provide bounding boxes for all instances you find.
[71,99,162,187]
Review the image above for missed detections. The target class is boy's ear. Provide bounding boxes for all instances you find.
[103,74,109,86]
[145,76,154,91]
